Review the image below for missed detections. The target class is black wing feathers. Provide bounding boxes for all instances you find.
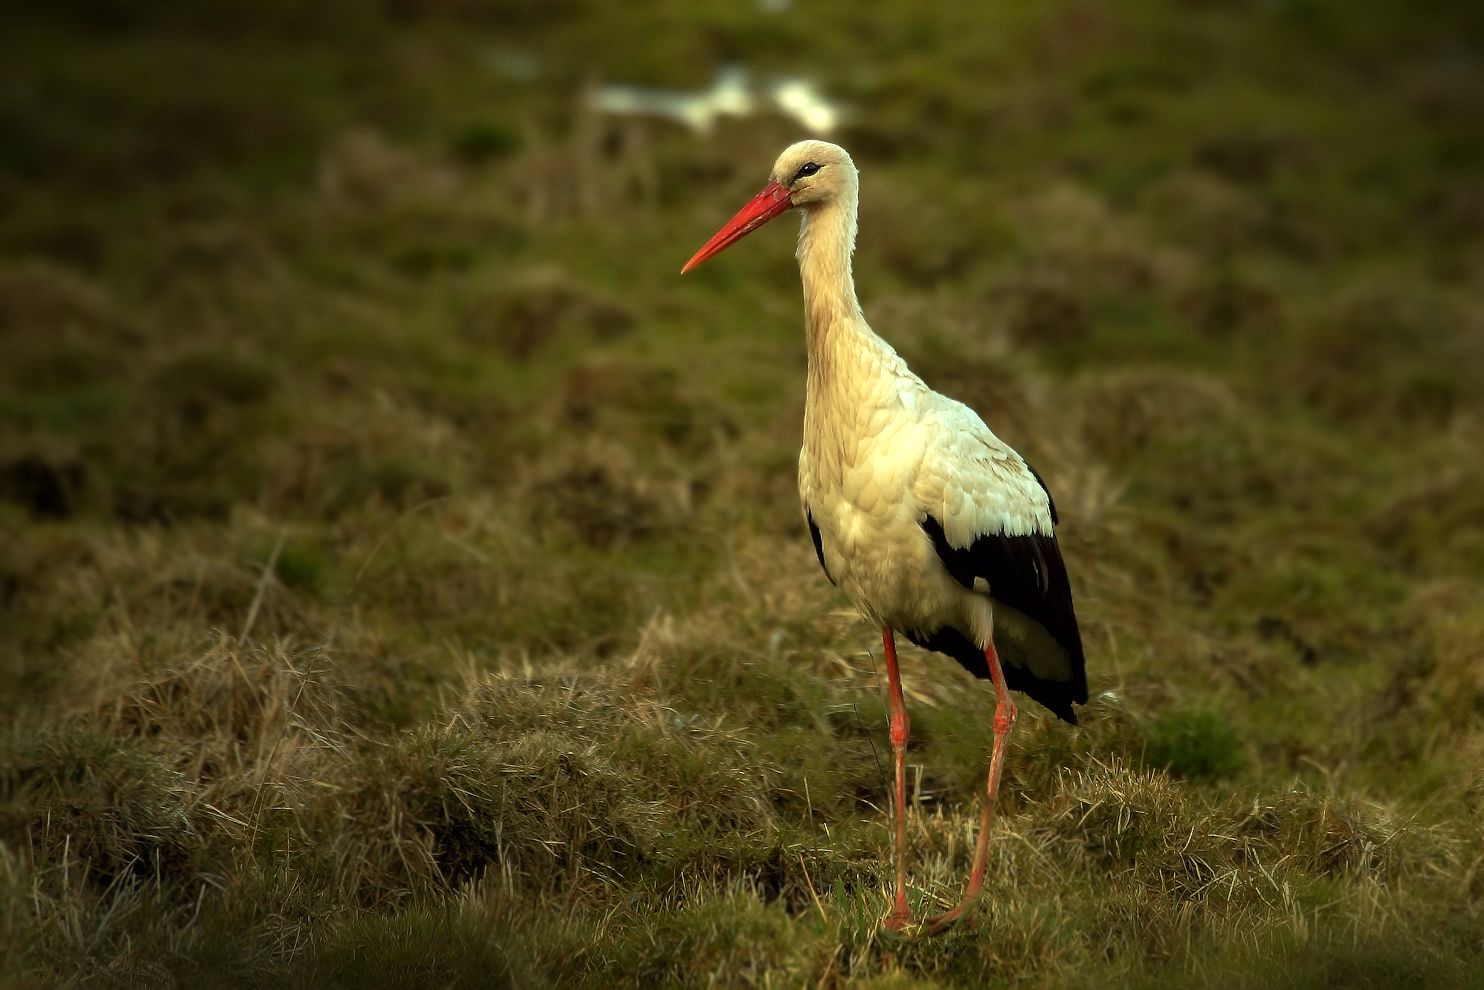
[901,624,1081,724]
[919,508,1088,724]
[806,509,835,586]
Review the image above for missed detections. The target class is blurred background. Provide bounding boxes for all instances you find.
[2,1,1482,986]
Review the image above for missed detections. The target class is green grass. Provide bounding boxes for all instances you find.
[3,0,1483,986]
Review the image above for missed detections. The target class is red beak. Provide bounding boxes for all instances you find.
[680,180,793,274]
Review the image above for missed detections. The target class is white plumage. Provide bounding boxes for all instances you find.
[799,339,1056,648]
[682,139,1087,934]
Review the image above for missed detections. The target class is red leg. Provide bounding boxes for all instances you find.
[881,626,912,932]
[922,637,1017,935]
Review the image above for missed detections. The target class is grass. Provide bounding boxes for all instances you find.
[2,0,1483,985]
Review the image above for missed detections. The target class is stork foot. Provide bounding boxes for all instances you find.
[918,897,980,936]
[882,905,912,934]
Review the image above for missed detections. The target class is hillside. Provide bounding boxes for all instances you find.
[2,1,1483,986]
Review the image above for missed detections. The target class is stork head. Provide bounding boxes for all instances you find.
[767,139,856,208]
[681,139,856,274]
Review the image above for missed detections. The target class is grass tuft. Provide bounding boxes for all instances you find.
[3,729,199,894]
[3,1,1482,984]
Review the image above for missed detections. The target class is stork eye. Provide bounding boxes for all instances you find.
[792,162,822,182]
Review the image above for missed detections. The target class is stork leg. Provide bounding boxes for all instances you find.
[880,626,912,932]
[921,638,1017,935]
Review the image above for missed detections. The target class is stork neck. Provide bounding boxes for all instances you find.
[796,199,863,366]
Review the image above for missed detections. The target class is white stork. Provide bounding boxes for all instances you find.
[682,140,1088,934]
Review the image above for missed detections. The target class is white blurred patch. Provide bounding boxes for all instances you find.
[769,78,841,133]
[591,66,846,135]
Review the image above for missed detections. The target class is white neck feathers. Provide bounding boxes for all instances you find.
[796,197,861,343]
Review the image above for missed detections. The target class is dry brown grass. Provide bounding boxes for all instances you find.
[4,1,1484,985]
